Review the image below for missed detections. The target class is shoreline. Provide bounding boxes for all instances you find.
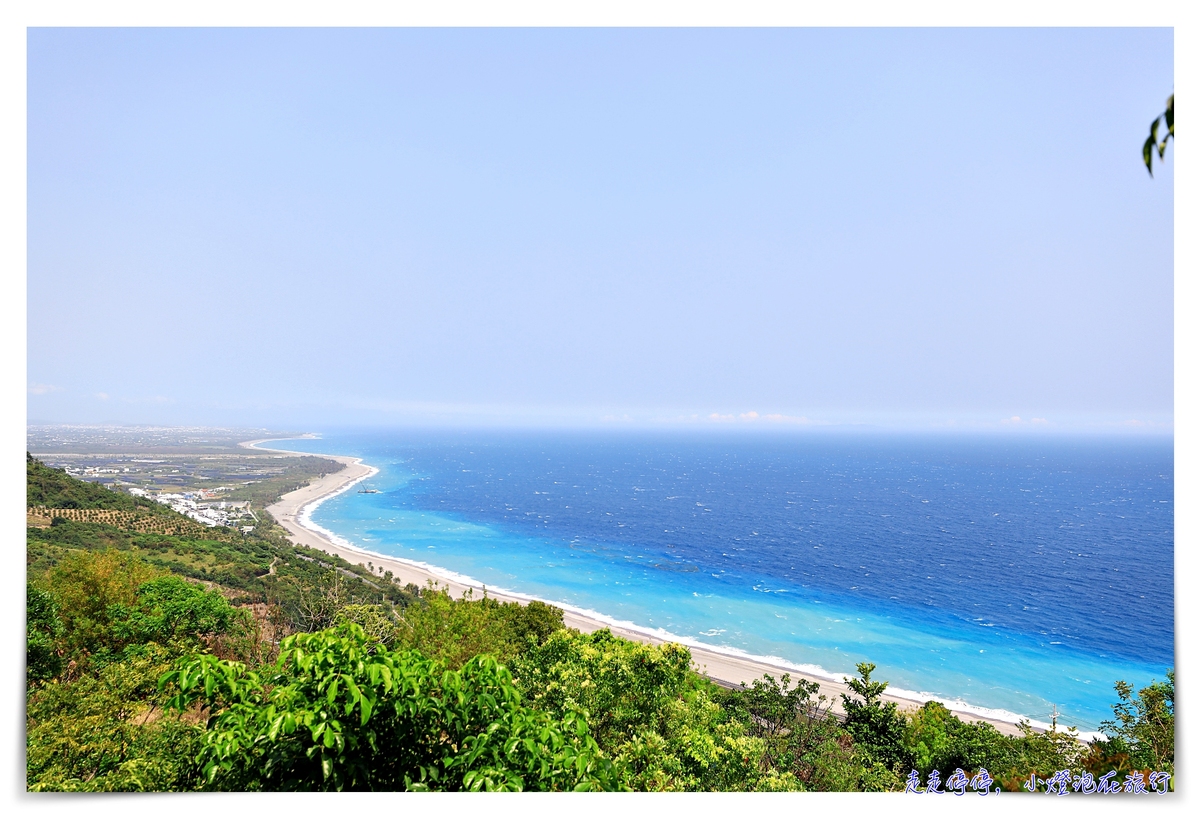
[244,437,1070,740]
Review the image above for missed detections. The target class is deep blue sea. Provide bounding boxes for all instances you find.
[269,431,1173,731]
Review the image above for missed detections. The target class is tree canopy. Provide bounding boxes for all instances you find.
[161,622,621,791]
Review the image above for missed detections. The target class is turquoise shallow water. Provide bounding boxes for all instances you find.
[269,431,1174,732]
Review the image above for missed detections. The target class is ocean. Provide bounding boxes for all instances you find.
[268,430,1174,732]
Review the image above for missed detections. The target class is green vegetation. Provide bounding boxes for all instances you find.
[1143,93,1174,176]
[26,584,63,683]
[718,672,882,790]
[25,548,241,791]
[840,661,908,771]
[1090,671,1175,775]
[27,645,207,791]
[25,455,1174,792]
[393,590,565,669]
[163,624,620,791]
[511,629,764,791]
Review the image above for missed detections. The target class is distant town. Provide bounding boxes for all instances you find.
[27,428,343,536]
[57,462,262,530]
[127,486,258,531]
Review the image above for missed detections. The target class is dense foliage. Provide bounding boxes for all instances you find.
[1084,670,1175,783]
[163,623,620,791]
[27,645,206,791]
[720,672,895,791]
[26,457,1175,792]
[26,584,63,683]
[25,547,243,790]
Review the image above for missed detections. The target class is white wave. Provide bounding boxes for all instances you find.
[265,439,1110,738]
[298,463,379,528]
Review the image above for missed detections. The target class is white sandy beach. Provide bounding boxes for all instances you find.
[243,438,1039,738]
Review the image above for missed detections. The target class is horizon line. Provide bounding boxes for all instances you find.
[26,418,1175,438]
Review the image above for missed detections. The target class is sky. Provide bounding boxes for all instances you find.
[26,27,1175,432]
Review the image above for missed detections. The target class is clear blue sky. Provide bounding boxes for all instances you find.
[27,27,1174,431]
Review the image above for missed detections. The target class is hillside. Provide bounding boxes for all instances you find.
[27,453,167,512]
[26,454,418,613]
[24,455,1172,793]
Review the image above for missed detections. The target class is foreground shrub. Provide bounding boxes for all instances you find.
[26,583,64,683]
[41,549,162,668]
[162,622,621,791]
[511,628,776,791]
[394,586,565,669]
[721,673,900,791]
[27,645,203,791]
[1097,671,1174,773]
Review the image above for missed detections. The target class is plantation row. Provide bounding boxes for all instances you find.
[28,506,231,539]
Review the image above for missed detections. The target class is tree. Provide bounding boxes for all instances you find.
[993,720,1086,791]
[903,700,1018,781]
[161,622,621,791]
[110,574,244,647]
[1143,94,1174,176]
[333,603,401,646]
[720,673,894,791]
[393,585,564,669]
[40,549,162,669]
[27,645,204,792]
[1097,670,1174,772]
[510,628,768,791]
[839,662,909,771]
[26,583,64,683]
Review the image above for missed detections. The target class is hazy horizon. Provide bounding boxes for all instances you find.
[27,28,1174,432]
[25,418,1174,440]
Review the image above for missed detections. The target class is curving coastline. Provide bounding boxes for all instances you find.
[242,437,1068,739]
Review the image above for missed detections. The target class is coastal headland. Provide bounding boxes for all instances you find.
[244,438,1034,738]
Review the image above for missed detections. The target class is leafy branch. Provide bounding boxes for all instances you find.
[1143,94,1174,177]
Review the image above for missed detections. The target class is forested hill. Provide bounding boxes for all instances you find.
[27,453,163,512]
